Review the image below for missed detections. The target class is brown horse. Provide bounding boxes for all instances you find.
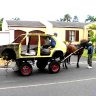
[63,40,89,69]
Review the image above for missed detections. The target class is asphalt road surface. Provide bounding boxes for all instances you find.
[0,56,96,96]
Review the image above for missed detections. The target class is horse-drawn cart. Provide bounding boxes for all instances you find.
[0,33,67,76]
[0,33,89,76]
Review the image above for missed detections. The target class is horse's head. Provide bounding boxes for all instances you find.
[80,39,89,48]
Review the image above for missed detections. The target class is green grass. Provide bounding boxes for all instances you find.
[82,49,96,58]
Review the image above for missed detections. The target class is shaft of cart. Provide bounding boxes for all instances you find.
[61,47,83,68]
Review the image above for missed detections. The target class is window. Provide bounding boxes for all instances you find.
[88,31,91,41]
[40,36,51,55]
[65,30,79,41]
[69,31,75,41]
[21,35,38,56]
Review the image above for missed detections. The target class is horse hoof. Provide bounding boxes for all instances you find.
[62,65,64,69]
[65,66,68,69]
[62,66,68,69]
[77,66,79,68]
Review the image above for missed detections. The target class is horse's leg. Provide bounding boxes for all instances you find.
[65,59,68,69]
[62,60,68,69]
[63,53,68,69]
[77,54,82,68]
[68,56,71,64]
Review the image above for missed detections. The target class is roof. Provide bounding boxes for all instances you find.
[50,21,86,28]
[6,20,45,28]
[6,20,87,28]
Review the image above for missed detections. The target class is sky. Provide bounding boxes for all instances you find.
[1,0,96,22]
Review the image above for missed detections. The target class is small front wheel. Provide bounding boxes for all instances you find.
[48,61,60,73]
[19,62,32,76]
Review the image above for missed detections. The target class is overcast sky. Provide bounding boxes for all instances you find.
[1,0,96,22]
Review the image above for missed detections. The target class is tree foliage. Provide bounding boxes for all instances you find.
[63,14,72,22]
[12,17,20,21]
[88,25,96,53]
[72,16,79,22]
[88,29,96,43]
[57,14,79,22]
[57,14,72,22]
[0,18,3,31]
[85,15,96,22]
[89,24,96,29]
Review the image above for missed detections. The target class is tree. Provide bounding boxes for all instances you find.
[72,16,79,22]
[12,17,20,21]
[89,24,96,29]
[57,18,64,22]
[57,14,72,22]
[0,18,3,31]
[85,15,96,23]
[88,24,96,53]
[63,14,72,22]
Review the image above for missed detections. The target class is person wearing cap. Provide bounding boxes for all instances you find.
[54,33,58,37]
[87,41,93,69]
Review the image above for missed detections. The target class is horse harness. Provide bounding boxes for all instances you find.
[61,47,84,68]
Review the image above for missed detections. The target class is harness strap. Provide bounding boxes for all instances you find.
[62,47,83,62]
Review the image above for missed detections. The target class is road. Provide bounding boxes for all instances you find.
[0,56,96,96]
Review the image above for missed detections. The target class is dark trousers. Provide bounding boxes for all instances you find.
[88,54,93,66]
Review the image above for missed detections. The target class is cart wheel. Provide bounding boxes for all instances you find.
[20,62,32,76]
[48,61,60,73]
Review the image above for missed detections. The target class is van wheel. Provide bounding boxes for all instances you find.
[1,48,16,60]
[36,59,48,70]
[48,61,60,73]
[19,62,32,76]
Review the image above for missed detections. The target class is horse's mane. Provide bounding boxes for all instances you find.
[79,39,88,48]
[66,39,88,54]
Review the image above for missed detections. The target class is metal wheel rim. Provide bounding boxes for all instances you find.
[52,64,59,72]
[21,65,31,75]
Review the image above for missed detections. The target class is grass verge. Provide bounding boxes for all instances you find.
[82,49,96,58]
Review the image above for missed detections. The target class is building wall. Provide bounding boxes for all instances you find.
[0,31,10,45]
[53,28,84,44]
[8,27,85,44]
[0,30,15,45]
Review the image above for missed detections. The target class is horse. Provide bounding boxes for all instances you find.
[63,40,89,69]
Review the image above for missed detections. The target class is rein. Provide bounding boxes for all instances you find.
[62,47,83,62]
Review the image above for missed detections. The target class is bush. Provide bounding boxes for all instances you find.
[82,49,96,58]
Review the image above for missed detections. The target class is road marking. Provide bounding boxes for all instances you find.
[0,77,96,90]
